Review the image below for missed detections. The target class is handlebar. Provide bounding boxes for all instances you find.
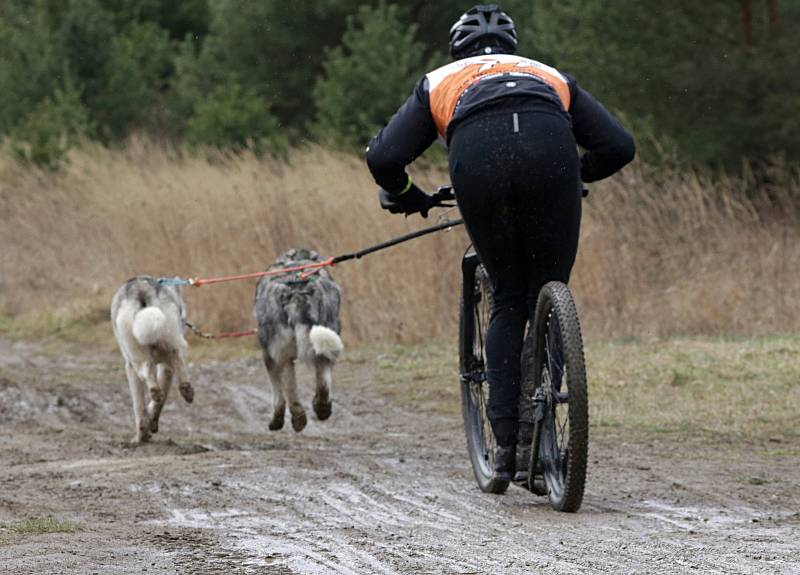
[381,183,587,217]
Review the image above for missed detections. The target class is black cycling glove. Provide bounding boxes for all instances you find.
[378,183,434,218]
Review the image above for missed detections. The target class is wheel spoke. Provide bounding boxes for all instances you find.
[475,279,495,466]
[475,308,484,355]
[546,315,564,392]
[544,330,553,383]
[460,264,514,494]
[476,383,486,430]
[471,386,482,421]
[539,308,572,500]
[544,311,570,467]
[518,283,587,510]
[477,381,494,464]
[556,408,570,453]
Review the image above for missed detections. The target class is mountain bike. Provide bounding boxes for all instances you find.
[433,185,589,513]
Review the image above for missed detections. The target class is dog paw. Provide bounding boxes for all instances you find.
[268,412,285,431]
[179,381,194,403]
[133,429,151,444]
[313,398,332,421]
[291,410,308,433]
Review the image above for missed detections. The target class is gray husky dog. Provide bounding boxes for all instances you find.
[254,249,344,432]
[111,277,194,443]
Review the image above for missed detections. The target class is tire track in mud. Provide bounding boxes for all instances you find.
[146,444,799,574]
[0,342,798,574]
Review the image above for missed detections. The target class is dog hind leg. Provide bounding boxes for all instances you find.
[140,362,164,437]
[313,358,333,421]
[285,361,307,432]
[150,363,173,434]
[126,361,151,443]
[265,355,287,430]
[175,351,194,403]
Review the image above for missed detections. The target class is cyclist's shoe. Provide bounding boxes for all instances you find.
[513,444,544,483]
[493,444,516,482]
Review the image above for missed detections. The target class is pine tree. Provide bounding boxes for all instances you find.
[313,3,426,150]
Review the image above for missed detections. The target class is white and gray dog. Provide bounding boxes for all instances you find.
[254,249,344,432]
[111,277,194,443]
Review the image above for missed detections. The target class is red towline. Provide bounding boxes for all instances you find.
[188,257,334,287]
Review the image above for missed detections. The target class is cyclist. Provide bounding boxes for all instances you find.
[366,4,635,483]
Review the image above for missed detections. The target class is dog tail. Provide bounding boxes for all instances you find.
[309,326,344,362]
[132,306,169,347]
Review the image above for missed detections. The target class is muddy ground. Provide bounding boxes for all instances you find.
[0,338,798,574]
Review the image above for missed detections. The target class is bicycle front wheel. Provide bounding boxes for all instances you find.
[459,254,508,494]
[532,281,588,512]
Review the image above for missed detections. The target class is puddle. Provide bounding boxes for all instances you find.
[634,499,787,531]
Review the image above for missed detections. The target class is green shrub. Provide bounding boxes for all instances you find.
[187,83,286,155]
[58,0,115,96]
[313,3,426,151]
[532,0,800,166]
[96,21,174,140]
[167,32,229,137]
[9,75,92,170]
[0,4,61,135]
[193,0,365,139]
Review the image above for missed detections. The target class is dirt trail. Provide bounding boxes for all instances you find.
[0,339,798,574]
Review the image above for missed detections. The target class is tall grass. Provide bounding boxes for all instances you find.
[1,140,798,344]
[578,163,800,336]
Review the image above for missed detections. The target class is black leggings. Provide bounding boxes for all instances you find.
[449,110,581,447]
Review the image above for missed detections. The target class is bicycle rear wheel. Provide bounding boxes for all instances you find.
[459,253,509,494]
[531,281,588,512]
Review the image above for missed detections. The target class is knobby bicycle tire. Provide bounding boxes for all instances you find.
[531,281,588,512]
[459,261,509,494]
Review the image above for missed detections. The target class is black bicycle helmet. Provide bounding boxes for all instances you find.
[449,4,518,60]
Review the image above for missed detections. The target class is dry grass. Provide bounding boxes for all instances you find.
[576,163,800,337]
[0,140,467,345]
[586,334,800,442]
[345,335,800,445]
[0,140,798,345]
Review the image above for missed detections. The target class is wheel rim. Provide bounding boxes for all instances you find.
[540,310,570,500]
[469,271,496,480]
[469,378,495,476]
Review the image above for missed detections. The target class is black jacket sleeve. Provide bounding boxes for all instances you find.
[568,80,636,182]
[366,78,438,193]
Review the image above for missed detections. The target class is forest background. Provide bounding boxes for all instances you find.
[1,1,798,345]
[1,0,798,169]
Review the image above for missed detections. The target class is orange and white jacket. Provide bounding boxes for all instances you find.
[367,54,635,192]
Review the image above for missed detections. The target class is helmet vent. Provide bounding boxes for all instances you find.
[449,4,518,59]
